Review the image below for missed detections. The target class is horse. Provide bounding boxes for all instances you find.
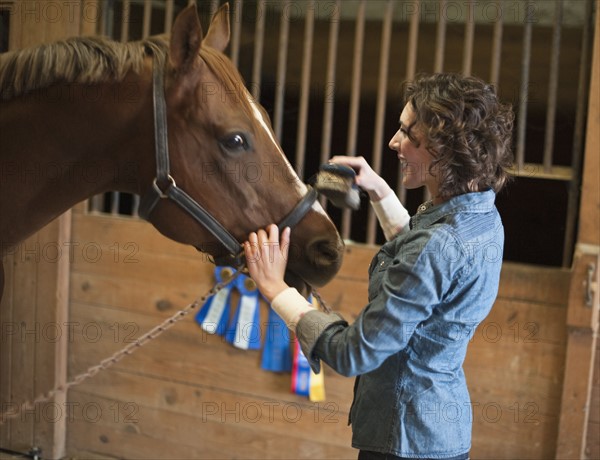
[0,3,344,302]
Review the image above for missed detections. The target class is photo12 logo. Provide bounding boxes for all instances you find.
[0,241,139,264]
[0,400,139,424]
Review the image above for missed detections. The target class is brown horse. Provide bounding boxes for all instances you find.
[0,4,344,301]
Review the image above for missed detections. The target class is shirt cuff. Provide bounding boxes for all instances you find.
[296,310,348,373]
[270,287,314,329]
[371,192,410,240]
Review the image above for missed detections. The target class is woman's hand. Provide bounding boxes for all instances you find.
[244,224,290,303]
[329,155,392,201]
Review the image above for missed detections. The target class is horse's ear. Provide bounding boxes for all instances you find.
[169,5,203,73]
[203,3,230,52]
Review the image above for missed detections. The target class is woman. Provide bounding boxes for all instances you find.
[244,73,514,459]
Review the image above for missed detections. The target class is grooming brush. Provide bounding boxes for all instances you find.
[314,163,361,210]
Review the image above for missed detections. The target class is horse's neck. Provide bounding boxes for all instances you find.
[0,69,154,248]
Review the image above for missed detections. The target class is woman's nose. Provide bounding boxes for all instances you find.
[389,132,400,150]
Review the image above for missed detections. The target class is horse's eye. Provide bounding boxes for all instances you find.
[220,132,251,153]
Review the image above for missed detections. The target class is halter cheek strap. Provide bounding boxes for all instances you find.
[139,57,318,266]
[138,57,242,258]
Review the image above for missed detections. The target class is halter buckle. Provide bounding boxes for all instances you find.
[152,175,176,198]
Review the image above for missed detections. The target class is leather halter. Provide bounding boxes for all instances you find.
[139,57,318,266]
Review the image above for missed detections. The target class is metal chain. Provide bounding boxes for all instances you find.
[310,289,332,314]
[0,265,245,425]
[0,264,332,425]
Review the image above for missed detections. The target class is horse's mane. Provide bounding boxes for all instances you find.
[0,35,169,100]
[0,34,255,119]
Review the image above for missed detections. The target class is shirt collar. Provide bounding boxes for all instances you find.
[410,189,497,229]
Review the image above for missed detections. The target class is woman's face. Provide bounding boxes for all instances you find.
[388,103,439,195]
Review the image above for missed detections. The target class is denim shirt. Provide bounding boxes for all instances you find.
[296,190,504,458]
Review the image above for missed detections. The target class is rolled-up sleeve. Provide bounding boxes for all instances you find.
[370,193,410,240]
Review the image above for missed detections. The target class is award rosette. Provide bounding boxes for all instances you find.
[261,306,292,372]
[225,274,261,350]
[195,266,236,336]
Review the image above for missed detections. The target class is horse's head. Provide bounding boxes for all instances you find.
[142,4,344,289]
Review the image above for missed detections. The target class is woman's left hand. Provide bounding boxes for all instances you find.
[244,224,291,302]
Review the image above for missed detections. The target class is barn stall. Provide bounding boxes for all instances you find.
[1,1,599,459]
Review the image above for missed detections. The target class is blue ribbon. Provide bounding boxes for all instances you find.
[291,339,311,396]
[261,306,292,372]
[225,274,261,350]
[195,266,235,336]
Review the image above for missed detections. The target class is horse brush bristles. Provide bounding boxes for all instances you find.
[314,163,361,210]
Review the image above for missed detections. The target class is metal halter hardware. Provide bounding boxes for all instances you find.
[138,57,318,266]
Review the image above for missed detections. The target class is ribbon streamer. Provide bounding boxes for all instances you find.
[291,295,326,401]
[225,274,261,350]
[195,266,235,336]
[291,338,311,396]
[261,306,292,372]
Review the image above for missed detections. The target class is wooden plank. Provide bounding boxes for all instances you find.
[4,231,39,452]
[43,0,81,43]
[67,370,352,447]
[508,163,573,181]
[577,0,600,248]
[79,0,99,36]
[556,252,600,458]
[31,221,65,457]
[497,262,571,306]
[51,211,71,459]
[71,213,208,259]
[66,390,355,459]
[586,339,600,458]
[0,252,15,448]
[69,268,368,322]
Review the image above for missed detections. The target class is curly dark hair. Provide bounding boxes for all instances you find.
[403,73,514,199]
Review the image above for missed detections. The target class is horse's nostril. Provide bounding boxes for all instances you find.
[308,238,341,265]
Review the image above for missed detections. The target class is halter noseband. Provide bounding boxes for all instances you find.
[139,57,318,267]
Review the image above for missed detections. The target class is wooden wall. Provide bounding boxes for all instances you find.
[53,205,570,460]
[0,206,582,460]
[64,207,356,459]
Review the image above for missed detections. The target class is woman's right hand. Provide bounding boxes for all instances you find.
[329,155,392,201]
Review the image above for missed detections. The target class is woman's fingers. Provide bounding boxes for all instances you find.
[245,225,290,263]
[330,155,367,170]
[281,226,291,250]
[243,225,292,301]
